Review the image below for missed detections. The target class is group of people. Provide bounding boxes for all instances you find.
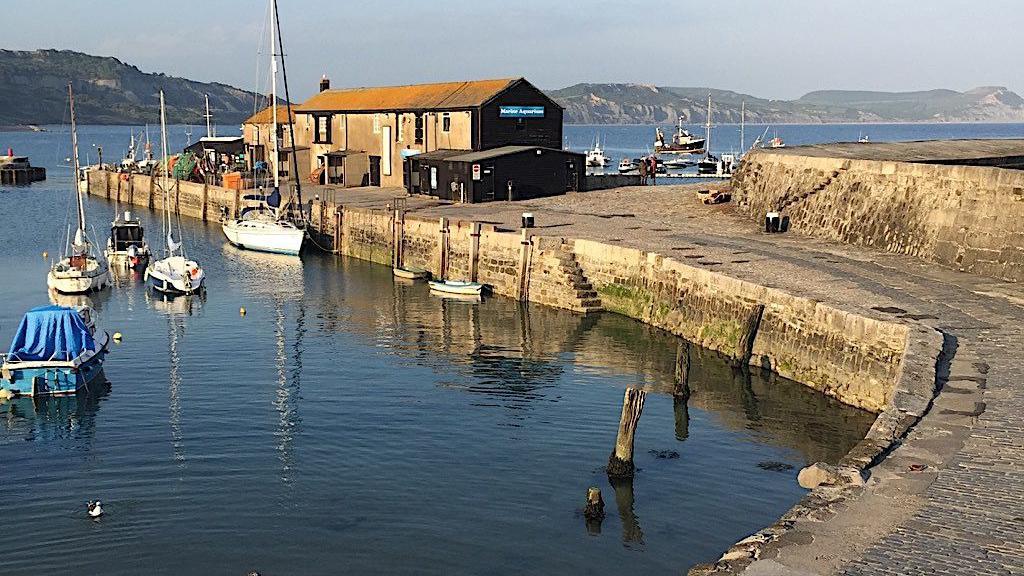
[638,155,659,185]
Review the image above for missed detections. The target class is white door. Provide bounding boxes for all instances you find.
[382,126,392,177]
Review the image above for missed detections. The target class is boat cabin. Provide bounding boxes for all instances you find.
[110,221,145,253]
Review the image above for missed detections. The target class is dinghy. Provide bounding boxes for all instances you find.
[47,83,111,295]
[0,305,109,397]
[393,267,430,280]
[428,280,486,296]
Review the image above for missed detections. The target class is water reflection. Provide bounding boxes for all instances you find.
[609,476,644,547]
[0,381,110,446]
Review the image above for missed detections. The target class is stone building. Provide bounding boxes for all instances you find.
[243,76,571,196]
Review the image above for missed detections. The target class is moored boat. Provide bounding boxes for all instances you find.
[394,266,430,280]
[105,210,151,271]
[48,83,111,295]
[585,137,611,168]
[654,116,706,154]
[428,280,485,296]
[146,91,206,296]
[0,305,109,397]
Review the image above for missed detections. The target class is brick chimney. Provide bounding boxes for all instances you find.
[319,74,330,92]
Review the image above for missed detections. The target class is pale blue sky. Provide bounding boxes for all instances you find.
[4,0,1021,100]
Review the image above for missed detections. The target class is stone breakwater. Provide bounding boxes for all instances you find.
[732,149,1024,282]
[87,170,945,572]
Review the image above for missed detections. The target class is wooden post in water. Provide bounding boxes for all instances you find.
[674,341,691,441]
[200,181,209,221]
[583,486,605,534]
[437,217,449,280]
[517,228,532,301]
[735,304,765,364]
[469,222,482,282]
[608,388,646,478]
[334,207,343,254]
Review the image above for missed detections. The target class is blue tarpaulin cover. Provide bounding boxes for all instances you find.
[6,305,95,362]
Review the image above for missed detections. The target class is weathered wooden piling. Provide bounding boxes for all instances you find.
[584,486,605,520]
[735,304,765,363]
[674,341,691,399]
[608,387,646,478]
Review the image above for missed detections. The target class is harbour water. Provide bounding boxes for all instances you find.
[0,127,887,574]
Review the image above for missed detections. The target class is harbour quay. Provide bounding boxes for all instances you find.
[0,151,45,184]
[85,131,1024,574]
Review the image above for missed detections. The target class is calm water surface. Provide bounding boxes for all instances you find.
[0,126,883,575]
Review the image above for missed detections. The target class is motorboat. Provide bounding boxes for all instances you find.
[146,91,206,296]
[618,158,638,173]
[585,137,611,168]
[49,83,111,295]
[393,266,430,280]
[428,280,485,296]
[105,210,151,271]
[663,157,695,169]
[654,116,706,154]
[697,154,722,175]
[858,133,870,144]
[0,305,109,397]
[768,132,785,148]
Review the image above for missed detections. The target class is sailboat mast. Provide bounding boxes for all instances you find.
[159,90,171,253]
[270,0,281,191]
[205,94,213,138]
[705,93,712,156]
[68,82,85,233]
[740,101,745,153]
[273,0,304,213]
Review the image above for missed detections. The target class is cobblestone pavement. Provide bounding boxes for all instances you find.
[376,184,1024,575]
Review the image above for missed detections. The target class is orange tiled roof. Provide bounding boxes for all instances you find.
[295,78,521,113]
[243,105,296,125]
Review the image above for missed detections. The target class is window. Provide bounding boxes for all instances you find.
[396,114,404,142]
[373,113,381,135]
[414,113,424,144]
[441,112,451,133]
[313,114,331,144]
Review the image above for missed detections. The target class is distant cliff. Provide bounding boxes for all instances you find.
[0,49,260,126]
[547,83,1024,124]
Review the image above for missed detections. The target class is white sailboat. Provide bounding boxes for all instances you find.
[145,91,206,295]
[48,83,111,295]
[221,0,305,257]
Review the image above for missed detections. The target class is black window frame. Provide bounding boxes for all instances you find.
[313,114,332,144]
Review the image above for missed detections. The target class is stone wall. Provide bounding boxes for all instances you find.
[571,239,910,413]
[732,150,1024,282]
[88,170,240,222]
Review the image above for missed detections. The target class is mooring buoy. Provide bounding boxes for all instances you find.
[240,307,247,316]
[113,332,123,343]
[42,251,48,259]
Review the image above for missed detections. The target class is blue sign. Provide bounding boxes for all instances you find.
[500,106,545,118]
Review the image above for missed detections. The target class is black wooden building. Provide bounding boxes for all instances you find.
[408,145,584,202]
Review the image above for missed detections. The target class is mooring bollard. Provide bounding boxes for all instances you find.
[608,388,646,478]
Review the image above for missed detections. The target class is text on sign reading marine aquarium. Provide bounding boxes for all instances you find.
[499,106,545,118]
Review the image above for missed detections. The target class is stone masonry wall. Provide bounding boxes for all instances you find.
[732,150,1024,282]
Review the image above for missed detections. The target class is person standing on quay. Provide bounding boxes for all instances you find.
[639,156,648,185]
[649,156,657,185]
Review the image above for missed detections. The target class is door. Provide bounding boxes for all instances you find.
[481,166,495,201]
[369,156,381,187]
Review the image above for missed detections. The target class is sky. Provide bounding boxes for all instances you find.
[4,0,1023,101]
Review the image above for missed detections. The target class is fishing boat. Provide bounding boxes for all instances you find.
[0,305,109,397]
[145,91,206,296]
[221,0,306,256]
[48,84,111,295]
[585,137,611,168]
[768,131,786,148]
[393,266,430,280]
[654,116,706,154]
[428,280,485,296]
[105,210,151,271]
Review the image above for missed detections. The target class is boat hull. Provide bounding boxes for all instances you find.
[393,267,430,280]
[223,221,304,256]
[145,257,205,295]
[428,280,485,296]
[106,250,150,271]
[1,335,109,397]
[46,261,111,294]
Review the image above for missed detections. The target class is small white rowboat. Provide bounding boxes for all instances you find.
[428,280,485,296]
[393,267,430,280]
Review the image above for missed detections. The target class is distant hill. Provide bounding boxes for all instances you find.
[0,49,262,126]
[547,83,1024,124]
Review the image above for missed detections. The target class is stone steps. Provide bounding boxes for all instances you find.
[535,241,603,314]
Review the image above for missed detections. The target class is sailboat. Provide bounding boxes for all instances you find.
[697,94,722,176]
[144,91,206,295]
[221,0,305,256]
[48,83,112,295]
